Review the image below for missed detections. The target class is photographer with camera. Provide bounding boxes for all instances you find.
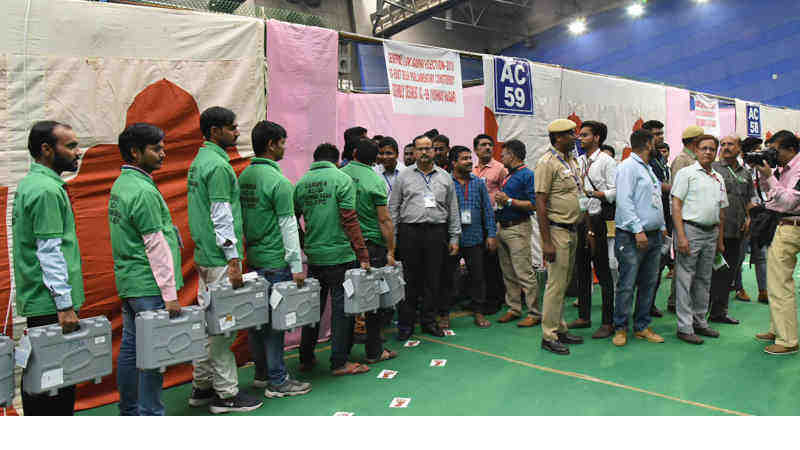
[751,130,800,355]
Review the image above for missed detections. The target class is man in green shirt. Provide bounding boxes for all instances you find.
[341,138,399,364]
[13,121,83,415]
[186,106,262,414]
[110,123,183,416]
[240,120,312,398]
[296,143,372,376]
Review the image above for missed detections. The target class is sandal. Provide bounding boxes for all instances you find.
[474,313,491,328]
[365,349,398,364]
[331,361,370,376]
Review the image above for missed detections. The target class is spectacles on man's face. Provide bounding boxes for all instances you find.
[697,147,717,154]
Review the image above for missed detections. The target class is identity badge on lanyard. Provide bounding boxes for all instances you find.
[550,150,587,212]
[420,172,437,208]
[460,181,472,224]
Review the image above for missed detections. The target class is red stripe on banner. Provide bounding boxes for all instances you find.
[484,107,504,161]
[0,187,10,338]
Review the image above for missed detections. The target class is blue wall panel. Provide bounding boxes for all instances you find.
[501,0,800,108]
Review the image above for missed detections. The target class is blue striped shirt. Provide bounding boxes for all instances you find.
[452,173,497,247]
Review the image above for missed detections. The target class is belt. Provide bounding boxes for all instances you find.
[616,228,660,235]
[779,218,800,227]
[550,221,576,232]
[498,216,530,228]
[685,220,717,232]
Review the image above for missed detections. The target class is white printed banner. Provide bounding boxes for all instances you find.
[383,41,463,117]
[694,94,720,138]
[735,99,800,139]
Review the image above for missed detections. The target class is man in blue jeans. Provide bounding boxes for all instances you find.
[110,123,184,415]
[240,120,312,397]
[612,129,666,347]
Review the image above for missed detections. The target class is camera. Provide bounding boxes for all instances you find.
[742,147,778,168]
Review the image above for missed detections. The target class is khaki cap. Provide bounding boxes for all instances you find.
[548,119,577,133]
[681,125,704,139]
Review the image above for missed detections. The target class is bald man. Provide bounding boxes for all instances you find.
[709,136,755,325]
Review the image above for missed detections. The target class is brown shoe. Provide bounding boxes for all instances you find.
[665,268,674,279]
[634,328,664,343]
[612,329,627,347]
[517,315,541,327]
[437,315,451,330]
[755,332,777,342]
[592,324,614,339]
[735,289,751,302]
[764,344,800,355]
[498,311,521,323]
[567,318,591,329]
[474,313,491,328]
[758,290,769,304]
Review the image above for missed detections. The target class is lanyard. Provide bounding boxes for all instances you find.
[460,179,470,202]
[703,169,722,185]
[418,170,435,190]
[383,171,395,193]
[549,149,582,191]
[502,164,527,188]
[726,166,747,184]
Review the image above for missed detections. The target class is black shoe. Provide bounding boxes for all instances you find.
[209,392,264,414]
[650,306,663,318]
[541,339,570,355]
[708,315,740,325]
[667,304,676,314]
[677,332,704,345]
[421,323,445,337]
[395,327,413,341]
[188,387,215,407]
[557,332,584,345]
[694,326,720,338]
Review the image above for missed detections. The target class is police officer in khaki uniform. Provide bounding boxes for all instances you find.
[535,119,589,355]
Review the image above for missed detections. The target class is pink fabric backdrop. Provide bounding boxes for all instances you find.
[336,85,486,152]
[266,20,339,184]
[665,87,735,163]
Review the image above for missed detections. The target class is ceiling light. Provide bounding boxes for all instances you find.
[568,18,587,35]
[627,3,644,17]
[695,0,709,3]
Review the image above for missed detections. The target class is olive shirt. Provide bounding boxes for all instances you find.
[12,163,85,317]
[294,161,357,266]
[239,157,295,270]
[670,147,696,178]
[712,160,754,239]
[187,141,244,267]
[109,166,184,299]
[534,148,583,225]
[340,161,388,247]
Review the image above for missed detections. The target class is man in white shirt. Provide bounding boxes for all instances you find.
[569,121,617,339]
[671,135,728,345]
[374,136,406,196]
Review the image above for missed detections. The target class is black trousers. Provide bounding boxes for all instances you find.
[576,216,614,325]
[21,314,76,416]
[483,248,505,312]
[439,244,488,315]
[397,223,447,330]
[439,250,460,316]
[709,237,741,318]
[364,241,389,360]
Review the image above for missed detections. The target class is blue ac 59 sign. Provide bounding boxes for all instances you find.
[493,57,534,116]
[746,104,762,138]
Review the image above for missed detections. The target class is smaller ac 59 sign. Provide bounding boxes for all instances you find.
[493,57,534,116]
[746,104,762,138]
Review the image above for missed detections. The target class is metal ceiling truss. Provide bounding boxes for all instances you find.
[371,0,529,38]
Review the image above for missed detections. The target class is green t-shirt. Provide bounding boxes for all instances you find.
[340,161,388,246]
[187,141,244,267]
[294,161,356,266]
[109,166,184,299]
[12,163,85,317]
[239,157,294,269]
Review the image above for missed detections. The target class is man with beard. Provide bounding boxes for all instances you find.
[13,121,84,415]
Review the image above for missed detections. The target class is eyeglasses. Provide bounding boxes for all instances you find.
[697,148,717,153]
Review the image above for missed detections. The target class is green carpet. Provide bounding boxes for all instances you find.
[79,259,800,416]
